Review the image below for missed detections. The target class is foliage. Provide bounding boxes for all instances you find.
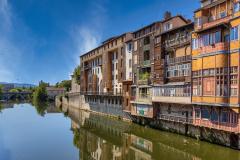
[0,103,2,113]
[0,85,2,99]
[139,72,150,80]
[55,80,71,92]
[32,100,49,116]
[73,128,80,149]
[9,88,20,93]
[31,81,50,116]
[33,81,48,103]
[73,65,81,85]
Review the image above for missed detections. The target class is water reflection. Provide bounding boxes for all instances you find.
[0,103,240,160]
[66,106,240,160]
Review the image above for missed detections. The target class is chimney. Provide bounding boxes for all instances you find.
[164,11,172,20]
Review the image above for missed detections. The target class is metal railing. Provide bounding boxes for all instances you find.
[79,91,123,96]
[158,114,193,124]
[166,55,191,65]
[142,60,151,66]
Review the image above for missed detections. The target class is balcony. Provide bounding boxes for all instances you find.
[199,42,229,55]
[84,65,90,70]
[143,44,150,51]
[195,15,231,32]
[152,85,191,104]
[80,91,122,97]
[138,94,151,102]
[142,60,151,67]
[158,114,193,124]
[138,78,151,85]
[164,36,191,48]
[139,72,151,85]
[166,55,191,65]
[194,119,240,133]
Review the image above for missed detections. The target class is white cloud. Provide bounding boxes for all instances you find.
[75,27,100,55]
[70,0,107,67]
[0,0,33,83]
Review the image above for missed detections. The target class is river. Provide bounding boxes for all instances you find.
[0,103,239,160]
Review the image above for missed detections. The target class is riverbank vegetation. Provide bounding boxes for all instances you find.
[55,80,71,91]
[73,65,81,85]
[0,85,2,100]
[32,81,49,116]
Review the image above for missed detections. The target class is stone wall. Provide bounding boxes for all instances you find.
[134,117,240,149]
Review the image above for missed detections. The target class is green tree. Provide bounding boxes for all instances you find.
[73,65,81,85]
[0,85,2,99]
[55,80,71,91]
[9,88,20,93]
[33,81,48,103]
[32,81,49,116]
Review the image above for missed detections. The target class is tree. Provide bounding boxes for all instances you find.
[55,80,71,91]
[33,81,48,103]
[73,65,81,85]
[32,81,49,116]
[0,85,2,100]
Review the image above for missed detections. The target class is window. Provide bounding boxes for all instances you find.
[164,23,172,31]
[129,59,132,68]
[219,11,226,18]
[221,111,229,123]
[134,55,137,64]
[143,50,150,61]
[144,36,150,45]
[127,43,132,52]
[211,109,218,122]
[195,109,201,118]
[155,36,160,44]
[234,2,240,13]
[202,109,210,119]
[230,26,239,41]
[134,41,138,51]
[203,77,215,96]
[192,38,199,50]
[195,18,202,26]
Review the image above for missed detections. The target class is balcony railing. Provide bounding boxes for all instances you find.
[136,94,152,103]
[164,36,191,48]
[138,78,151,85]
[158,114,193,124]
[196,15,231,31]
[166,55,191,65]
[194,119,240,133]
[199,42,229,55]
[142,60,151,67]
[80,91,122,96]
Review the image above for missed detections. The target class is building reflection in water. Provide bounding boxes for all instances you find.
[65,105,240,160]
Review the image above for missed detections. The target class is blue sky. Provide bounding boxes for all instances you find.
[0,0,199,85]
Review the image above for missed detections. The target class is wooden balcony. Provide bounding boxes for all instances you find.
[166,55,191,65]
[141,60,151,67]
[196,15,231,32]
[198,42,229,55]
[136,94,152,104]
[152,96,191,104]
[138,78,151,85]
[158,114,193,124]
[194,119,240,133]
[164,36,191,48]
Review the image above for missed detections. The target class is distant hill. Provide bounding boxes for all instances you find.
[0,82,36,88]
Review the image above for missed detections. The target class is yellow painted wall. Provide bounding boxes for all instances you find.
[192,59,202,71]
[203,56,215,69]
[231,18,240,27]
[230,41,240,50]
[215,54,228,68]
[230,52,239,66]
[176,47,186,57]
